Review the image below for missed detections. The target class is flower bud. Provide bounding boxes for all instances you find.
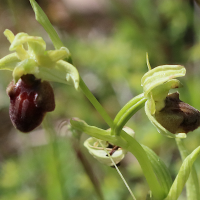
[84,127,135,166]
[7,74,55,133]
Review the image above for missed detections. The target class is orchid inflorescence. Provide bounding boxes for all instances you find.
[1,0,200,200]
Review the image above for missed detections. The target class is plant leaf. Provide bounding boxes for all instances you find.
[29,0,64,50]
[165,146,200,200]
[142,145,172,196]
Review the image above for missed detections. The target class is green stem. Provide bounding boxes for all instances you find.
[112,93,146,135]
[120,131,165,200]
[79,77,114,128]
[71,119,166,200]
[176,138,200,200]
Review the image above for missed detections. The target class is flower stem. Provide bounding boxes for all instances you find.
[79,77,114,128]
[71,119,166,200]
[120,131,165,200]
[112,93,146,135]
[176,138,200,200]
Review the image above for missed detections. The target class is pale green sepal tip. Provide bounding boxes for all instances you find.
[84,137,126,166]
[10,34,46,55]
[165,146,200,200]
[46,49,68,62]
[145,100,187,139]
[0,53,20,71]
[56,60,80,90]
[4,29,15,43]
[60,47,70,56]
[9,33,29,51]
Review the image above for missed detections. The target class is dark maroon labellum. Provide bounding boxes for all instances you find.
[6,74,55,133]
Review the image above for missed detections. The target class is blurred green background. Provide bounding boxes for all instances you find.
[0,0,200,199]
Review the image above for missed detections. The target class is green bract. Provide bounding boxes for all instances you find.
[142,64,186,138]
[0,29,79,89]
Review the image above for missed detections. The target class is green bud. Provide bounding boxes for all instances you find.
[84,127,135,166]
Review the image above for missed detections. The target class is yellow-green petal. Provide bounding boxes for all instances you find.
[4,29,15,43]
[37,49,69,67]
[0,53,20,71]
[10,33,46,56]
[12,58,38,83]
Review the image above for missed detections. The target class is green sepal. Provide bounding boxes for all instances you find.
[10,33,46,54]
[37,48,69,67]
[0,53,21,71]
[35,60,79,89]
[12,58,38,83]
[141,65,186,98]
[145,100,187,139]
[165,146,200,200]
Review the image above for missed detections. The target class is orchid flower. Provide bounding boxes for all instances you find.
[0,29,79,132]
[142,60,200,138]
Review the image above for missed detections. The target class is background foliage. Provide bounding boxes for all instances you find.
[0,0,200,199]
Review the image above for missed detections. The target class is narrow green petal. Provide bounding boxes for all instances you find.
[47,49,68,62]
[145,100,186,139]
[37,49,69,67]
[6,33,28,60]
[12,58,38,83]
[10,33,46,56]
[0,53,20,71]
[165,146,200,200]
[4,29,15,43]
[141,65,186,98]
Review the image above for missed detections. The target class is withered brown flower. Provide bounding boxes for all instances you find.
[155,92,200,134]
